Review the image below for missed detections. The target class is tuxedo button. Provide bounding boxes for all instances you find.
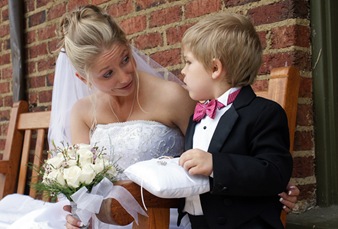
[216,217,227,225]
[215,184,227,192]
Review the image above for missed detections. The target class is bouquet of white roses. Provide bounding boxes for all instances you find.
[33,143,146,227]
[34,143,120,201]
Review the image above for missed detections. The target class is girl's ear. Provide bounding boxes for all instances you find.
[75,73,88,85]
[211,58,225,80]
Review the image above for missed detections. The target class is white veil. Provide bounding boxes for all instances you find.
[48,47,182,148]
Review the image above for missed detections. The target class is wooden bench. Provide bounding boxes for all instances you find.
[0,66,300,228]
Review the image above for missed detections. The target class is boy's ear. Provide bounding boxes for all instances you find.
[211,58,224,80]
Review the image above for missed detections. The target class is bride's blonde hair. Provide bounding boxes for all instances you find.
[58,4,129,78]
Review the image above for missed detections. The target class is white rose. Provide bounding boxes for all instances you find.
[47,169,66,185]
[66,159,77,167]
[79,164,96,185]
[107,165,118,178]
[63,166,82,188]
[47,153,64,169]
[92,158,105,174]
[44,168,65,186]
[77,148,93,166]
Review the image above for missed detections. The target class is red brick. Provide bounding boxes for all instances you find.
[171,69,183,81]
[38,24,57,41]
[68,0,90,11]
[28,11,46,27]
[0,143,4,154]
[292,156,315,178]
[0,0,6,7]
[1,67,12,80]
[224,0,259,7]
[134,32,163,50]
[295,25,311,47]
[150,48,181,67]
[48,39,60,54]
[149,6,182,28]
[249,3,287,25]
[261,51,311,74]
[0,53,10,65]
[135,0,165,10]
[298,77,312,98]
[120,15,147,35]
[37,0,50,8]
[107,0,134,17]
[26,30,36,44]
[0,109,10,121]
[166,24,192,45]
[294,130,314,151]
[27,61,37,75]
[37,57,55,72]
[39,90,52,103]
[0,23,9,37]
[3,95,12,107]
[297,184,316,201]
[0,82,11,93]
[185,0,221,18]
[4,39,10,50]
[46,72,55,87]
[47,3,67,20]
[252,79,268,92]
[29,76,47,88]
[28,92,38,104]
[92,0,110,5]
[257,31,267,50]
[271,25,310,49]
[2,7,8,21]
[297,103,313,126]
[29,43,48,59]
[25,0,35,12]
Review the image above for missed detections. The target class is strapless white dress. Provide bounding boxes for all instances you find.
[0,121,190,229]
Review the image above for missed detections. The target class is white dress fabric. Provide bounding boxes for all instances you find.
[0,121,191,229]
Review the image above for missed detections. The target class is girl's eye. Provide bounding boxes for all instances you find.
[122,55,130,65]
[103,70,113,79]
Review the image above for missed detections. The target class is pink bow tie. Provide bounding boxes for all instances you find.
[193,99,225,122]
[193,89,241,122]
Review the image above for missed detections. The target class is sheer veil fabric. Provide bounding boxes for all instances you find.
[47,46,182,148]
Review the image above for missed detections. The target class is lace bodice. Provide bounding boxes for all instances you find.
[90,120,184,179]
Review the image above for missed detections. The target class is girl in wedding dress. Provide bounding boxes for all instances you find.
[0,4,299,229]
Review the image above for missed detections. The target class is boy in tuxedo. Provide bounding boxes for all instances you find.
[178,12,293,229]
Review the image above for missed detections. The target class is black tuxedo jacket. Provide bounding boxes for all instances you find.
[181,85,293,229]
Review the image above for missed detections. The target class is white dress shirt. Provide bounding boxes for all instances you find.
[184,87,241,215]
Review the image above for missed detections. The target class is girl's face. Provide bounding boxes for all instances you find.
[181,49,214,101]
[89,44,136,97]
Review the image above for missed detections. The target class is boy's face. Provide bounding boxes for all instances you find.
[181,49,214,101]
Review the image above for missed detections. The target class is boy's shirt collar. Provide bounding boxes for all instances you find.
[215,86,241,107]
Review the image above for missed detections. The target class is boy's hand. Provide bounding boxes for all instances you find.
[179,149,213,176]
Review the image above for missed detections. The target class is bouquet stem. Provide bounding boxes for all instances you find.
[70,201,89,228]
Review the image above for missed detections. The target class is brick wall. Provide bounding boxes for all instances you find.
[0,0,313,212]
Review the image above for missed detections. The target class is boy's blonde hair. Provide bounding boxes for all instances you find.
[182,12,262,86]
[58,5,129,78]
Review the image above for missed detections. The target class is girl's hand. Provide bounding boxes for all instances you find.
[63,205,89,229]
[279,184,300,213]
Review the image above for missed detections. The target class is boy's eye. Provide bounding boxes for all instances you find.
[103,70,113,78]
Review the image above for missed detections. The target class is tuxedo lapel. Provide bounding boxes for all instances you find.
[207,86,256,153]
[185,117,197,150]
[208,105,238,153]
